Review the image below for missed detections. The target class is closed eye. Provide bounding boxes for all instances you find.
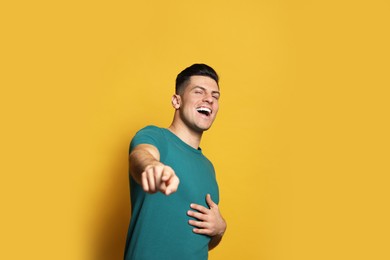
[193,88,204,94]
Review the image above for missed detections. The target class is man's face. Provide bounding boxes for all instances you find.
[177,75,220,132]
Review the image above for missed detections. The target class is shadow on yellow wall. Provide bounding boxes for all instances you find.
[89,131,135,260]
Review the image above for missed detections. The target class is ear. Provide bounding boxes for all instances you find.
[171,94,181,109]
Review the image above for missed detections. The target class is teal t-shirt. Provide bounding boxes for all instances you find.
[124,126,220,260]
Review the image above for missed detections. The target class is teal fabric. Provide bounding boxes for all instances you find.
[124,126,219,260]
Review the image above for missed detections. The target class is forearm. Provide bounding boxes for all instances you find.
[208,216,226,250]
[208,233,224,250]
[129,144,179,195]
[129,145,160,184]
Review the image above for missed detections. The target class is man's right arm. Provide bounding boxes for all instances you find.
[129,144,180,195]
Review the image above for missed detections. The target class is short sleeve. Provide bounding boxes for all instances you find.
[129,125,167,154]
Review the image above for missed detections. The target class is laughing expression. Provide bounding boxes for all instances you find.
[177,75,220,133]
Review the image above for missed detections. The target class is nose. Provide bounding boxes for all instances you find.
[203,93,213,104]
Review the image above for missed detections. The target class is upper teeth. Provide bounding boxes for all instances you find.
[197,107,211,113]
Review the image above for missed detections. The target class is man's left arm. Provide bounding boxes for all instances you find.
[187,194,227,250]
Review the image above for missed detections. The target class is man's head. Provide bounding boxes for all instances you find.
[175,64,219,95]
[171,64,220,133]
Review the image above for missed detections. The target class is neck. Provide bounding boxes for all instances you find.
[168,121,203,149]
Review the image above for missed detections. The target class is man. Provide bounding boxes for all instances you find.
[124,64,227,260]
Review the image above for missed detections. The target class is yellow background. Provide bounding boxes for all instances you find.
[1,0,389,259]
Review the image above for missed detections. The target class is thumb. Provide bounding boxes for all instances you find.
[161,167,171,181]
[206,194,217,208]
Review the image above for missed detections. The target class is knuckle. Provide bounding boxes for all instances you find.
[145,165,155,172]
[146,168,154,176]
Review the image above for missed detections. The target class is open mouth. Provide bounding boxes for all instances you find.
[196,107,212,116]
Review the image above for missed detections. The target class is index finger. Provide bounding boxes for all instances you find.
[190,203,208,213]
[165,175,180,195]
[161,166,174,181]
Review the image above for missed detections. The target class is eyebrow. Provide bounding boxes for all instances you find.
[192,86,221,96]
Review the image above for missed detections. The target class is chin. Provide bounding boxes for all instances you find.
[196,124,213,132]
